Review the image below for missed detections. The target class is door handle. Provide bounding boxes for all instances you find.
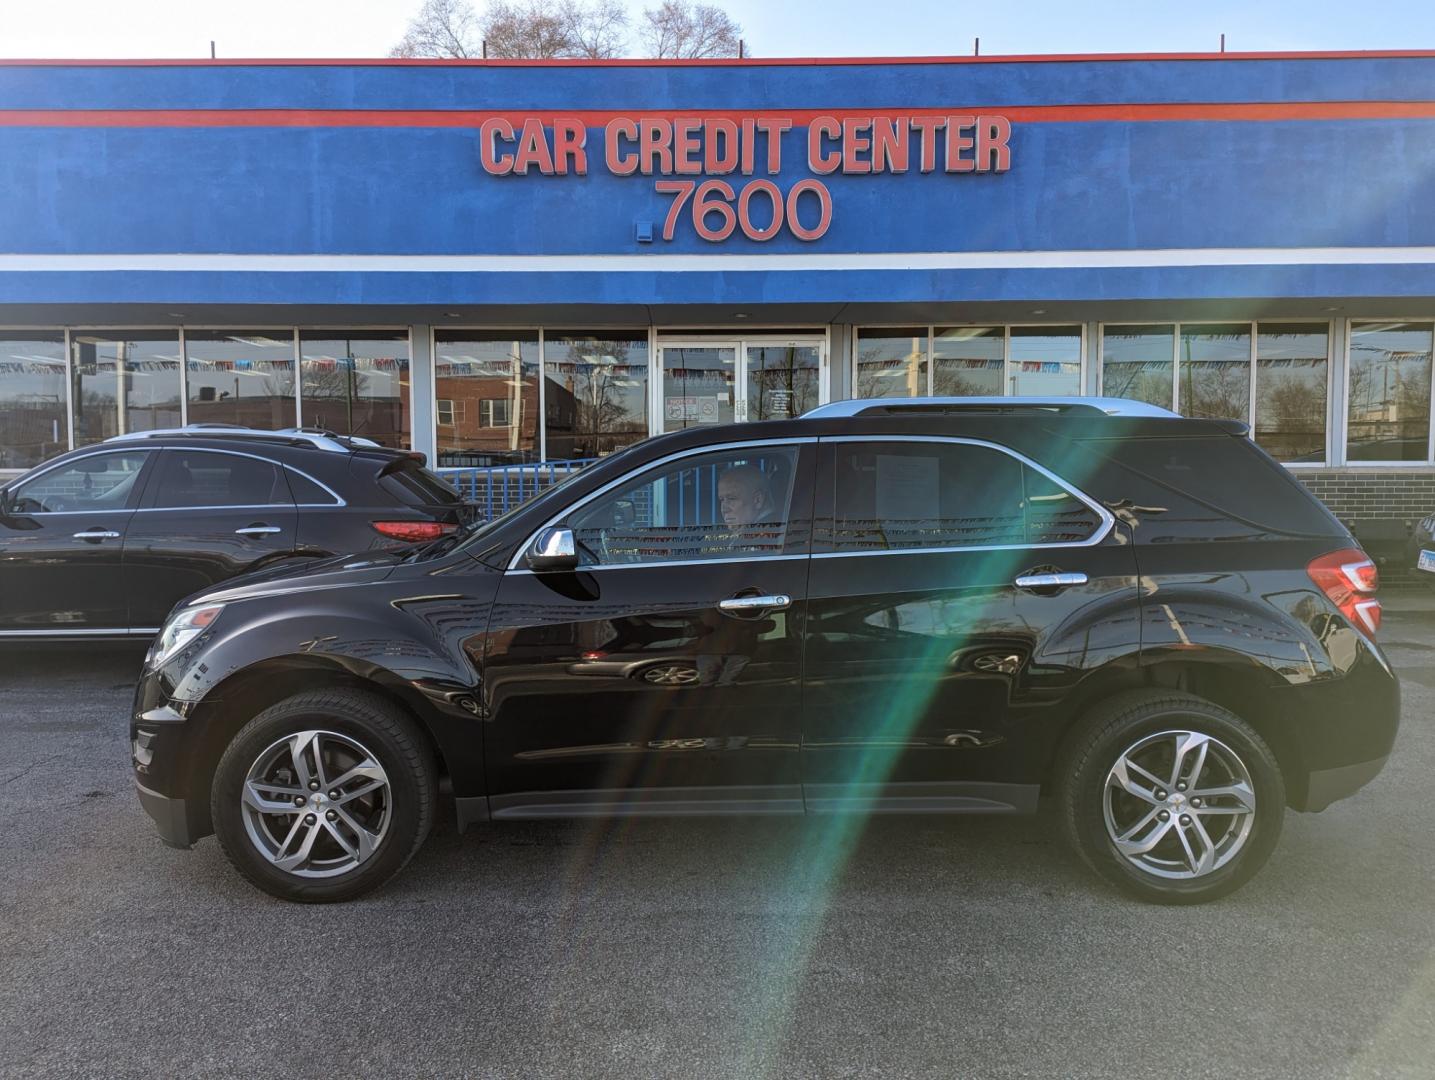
[72,529,121,541]
[1013,571,1088,591]
[235,525,282,537]
[718,593,791,614]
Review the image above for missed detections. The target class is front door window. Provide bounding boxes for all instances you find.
[660,345,736,432]
[747,344,820,420]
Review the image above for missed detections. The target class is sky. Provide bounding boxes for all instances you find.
[1,0,1434,59]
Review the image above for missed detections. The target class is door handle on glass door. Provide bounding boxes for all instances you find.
[235,525,282,537]
[718,594,791,614]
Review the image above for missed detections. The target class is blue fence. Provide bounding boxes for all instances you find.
[439,459,594,520]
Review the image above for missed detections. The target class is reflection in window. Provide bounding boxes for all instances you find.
[663,346,735,431]
[1179,324,1251,421]
[434,331,538,466]
[0,333,67,469]
[568,446,801,565]
[1347,322,1433,462]
[70,332,182,446]
[748,344,819,420]
[855,329,927,398]
[185,330,296,430]
[544,332,649,459]
[1101,325,1174,408]
[13,451,150,513]
[933,327,1003,396]
[829,441,1102,552]
[1009,326,1082,396]
[1256,324,1328,463]
[299,331,411,449]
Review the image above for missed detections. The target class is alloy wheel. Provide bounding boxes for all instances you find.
[239,729,392,878]
[1102,729,1257,880]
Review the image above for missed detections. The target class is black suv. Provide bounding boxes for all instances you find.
[0,426,466,639]
[131,398,1399,904]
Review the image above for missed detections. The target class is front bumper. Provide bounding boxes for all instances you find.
[134,779,197,848]
[1303,755,1391,812]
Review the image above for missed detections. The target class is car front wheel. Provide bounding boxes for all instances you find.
[1057,690,1285,904]
[211,688,436,903]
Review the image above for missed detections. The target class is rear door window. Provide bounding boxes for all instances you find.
[825,440,1106,552]
[151,451,292,509]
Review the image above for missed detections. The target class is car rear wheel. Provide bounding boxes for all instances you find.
[211,688,436,903]
[1056,690,1285,904]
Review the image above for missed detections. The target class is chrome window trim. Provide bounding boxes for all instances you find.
[506,552,809,576]
[506,436,819,571]
[145,446,345,509]
[817,434,1115,553]
[0,627,160,637]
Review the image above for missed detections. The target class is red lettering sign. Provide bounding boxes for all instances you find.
[479,113,1014,243]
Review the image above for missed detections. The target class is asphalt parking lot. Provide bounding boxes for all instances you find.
[2,609,1434,1079]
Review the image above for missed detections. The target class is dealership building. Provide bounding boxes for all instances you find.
[3,50,1435,540]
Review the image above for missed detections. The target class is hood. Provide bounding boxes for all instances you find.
[182,550,407,607]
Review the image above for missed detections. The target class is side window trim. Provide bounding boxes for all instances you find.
[9,448,155,515]
[281,464,345,507]
[141,446,298,512]
[506,436,819,572]
[814,434,1114,557]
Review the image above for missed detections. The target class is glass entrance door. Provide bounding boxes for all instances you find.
[658,343,736,432]
[745,342,822,421]
[656,336,827,433]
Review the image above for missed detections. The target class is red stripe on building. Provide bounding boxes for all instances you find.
[2,101,1435,128]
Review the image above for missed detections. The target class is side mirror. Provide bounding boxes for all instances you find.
[526,526,579,572]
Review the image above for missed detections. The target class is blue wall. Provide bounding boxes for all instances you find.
[2,56,1434,306]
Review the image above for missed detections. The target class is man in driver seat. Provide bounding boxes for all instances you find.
[717,464,784,553]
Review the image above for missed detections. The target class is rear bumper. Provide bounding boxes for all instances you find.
[1302,755,1390,812]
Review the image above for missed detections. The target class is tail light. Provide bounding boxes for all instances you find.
[371,520,455,543]
[1307,548,1381,636]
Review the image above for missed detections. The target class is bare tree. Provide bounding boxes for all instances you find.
[561,0,630,58]
[481,0,573,58]
[390,0,483,58]
[641,0,741,58]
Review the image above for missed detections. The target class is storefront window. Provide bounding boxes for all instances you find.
[1179,324,1251,421]
[1256,323,1328,463]
[544,332,650,459]
[1009,326,1082,395]
[433,331,538,466]
[1347,322,1433,462]
[933,327,1003,396]
[0,333,67,469]
[855,329,927,398]
[1100,325,1174,407]
[299,331,410,449]
[70,331,182,446]
[185,330,296,430]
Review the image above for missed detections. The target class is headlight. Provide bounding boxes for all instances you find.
[151,603,225,666]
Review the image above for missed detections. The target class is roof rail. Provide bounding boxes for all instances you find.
[801,396,1181,419]
[105,425,358,453]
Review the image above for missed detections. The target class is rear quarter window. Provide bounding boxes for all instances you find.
[1081,434,1341,537]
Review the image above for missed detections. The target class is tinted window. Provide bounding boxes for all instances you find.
[13,451,150,513]
[829,441,1103,552]
[377,461,461,507]
[566,445,802,566]
[153,452,290,509]
[285,469,340,506]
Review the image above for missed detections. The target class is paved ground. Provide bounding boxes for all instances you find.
[2,610,1434,1079]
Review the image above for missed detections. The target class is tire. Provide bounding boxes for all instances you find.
[1055,690,1285,905]
[211,688,437,903]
